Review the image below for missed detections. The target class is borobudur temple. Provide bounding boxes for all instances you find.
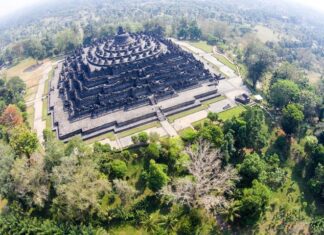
[49,27,223,141]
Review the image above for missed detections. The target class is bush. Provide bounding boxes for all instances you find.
[109,159,127,179]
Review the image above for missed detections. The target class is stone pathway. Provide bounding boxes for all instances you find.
[161,120,178,137]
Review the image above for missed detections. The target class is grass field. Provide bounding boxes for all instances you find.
[213,53,238,74]
[218,105,246,121]
[188,41,213,53]
[167,106,207,123]
[84,132,116,144]
[254,25,280,43]
[117,121,161,139]
[26,106,35,129]
[201,95,226,106]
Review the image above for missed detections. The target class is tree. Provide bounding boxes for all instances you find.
[281,103,304,136]
[10,154,49,208]
[180,128,197,143]
[44,132,65,172]
[162,140,239,214]
[131,135,139,144]
[93,142,111,153]
[244,42,275,88]
[207,112,219,122]
[237,180,271,225]
[51,157,111,221]
[9,125,38,157]
[299,90,320,120]
[309,163,324,199]
[271,62,307,87]
[145,143,160,160]
[0,143,15,197]
[64,136,89,156]
[242,107,268,151]
[138,132,149,144]
[238,153,266,187]
[113,179,138,204]
[0,104,23,128]
[147,159,169,192]
[109,159,127,179]
[270,80,300,108]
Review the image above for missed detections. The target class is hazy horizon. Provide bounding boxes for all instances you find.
[0,0,323,19]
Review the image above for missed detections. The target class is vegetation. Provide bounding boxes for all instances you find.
[0,0,323,234]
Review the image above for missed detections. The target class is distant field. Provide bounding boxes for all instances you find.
[254,25,280,43]
[307,70,322,84]
[188,41,213,53]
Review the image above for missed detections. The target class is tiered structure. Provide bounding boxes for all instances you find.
[49,27,222,141]
[58,27,216,120]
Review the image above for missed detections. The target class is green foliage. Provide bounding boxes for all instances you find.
[242,107,268,151]
[147,160,169,192]
[93,142,111,153]
[109,159,128,179]
[145,143,160,160]
[0,142,15,197]
[309,163,324,199]
[51,156,111,221]
[9,125,38,157]
[238,153,266,187]
[197,122,224,147]
[64,136,89,156]
[270,80,300,108]
[237,180,271,225]
[281,103,304,136]
[138,132,149,144]
[207,112,219,122]
[310,217,324,235]
[177,19,202,40]
[244,41,275,88]
[180,128,198,143]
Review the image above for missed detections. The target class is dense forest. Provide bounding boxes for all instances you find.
[0,0,323,234]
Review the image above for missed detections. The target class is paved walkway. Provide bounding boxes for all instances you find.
[33,65,52,144]
[172,110,208,131]
[161,120,178,137]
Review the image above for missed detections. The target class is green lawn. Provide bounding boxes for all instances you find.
[188,41,213,53]
[117,121,161,139]
[201,95,226,106]
[167,106,207,123]
[213,53,238,74]
[218,106,246,121]
[84,131,116,144]
[191,118,208,129]
[26,106,34,129]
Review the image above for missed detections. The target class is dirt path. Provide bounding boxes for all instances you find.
[33,65,52,144]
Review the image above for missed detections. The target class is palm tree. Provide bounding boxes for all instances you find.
[161,214,179,232]
[141,214,162,234]
[221,202,241,224]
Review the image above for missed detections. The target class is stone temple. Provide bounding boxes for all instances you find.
[49,27,223,141]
